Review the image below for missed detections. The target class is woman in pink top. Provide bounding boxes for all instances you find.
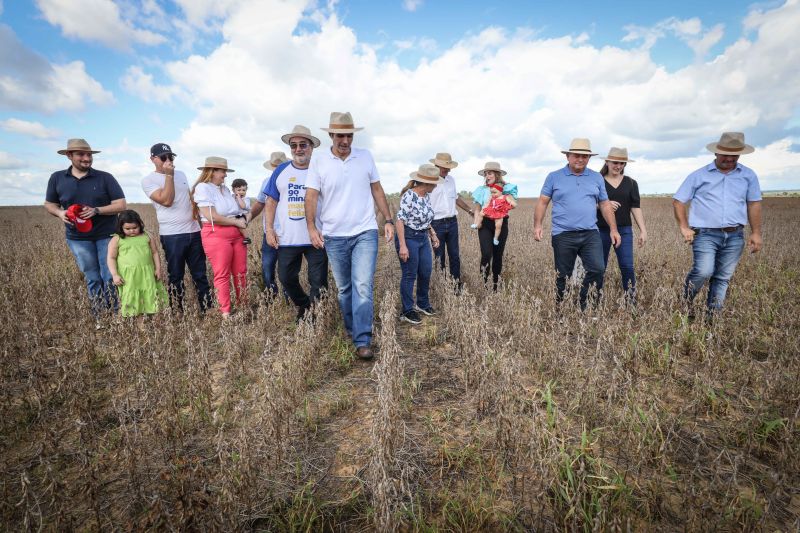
[190,157,248,318]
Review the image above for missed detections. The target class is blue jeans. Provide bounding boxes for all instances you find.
[552,230,606,310]
[66,237,117,316]
[395,228,433,314]
[261,234,279,295]
[600,226,636,301]
[431,216,461,281]
[683,227,745,311]
[325,229,378,348]
[160,231,212,312]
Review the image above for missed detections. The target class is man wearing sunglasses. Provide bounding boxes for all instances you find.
[141,143,211,313]
[250,125,328,321]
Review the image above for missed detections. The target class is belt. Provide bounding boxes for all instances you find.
[434,215,457,222]
[720,225,743,233]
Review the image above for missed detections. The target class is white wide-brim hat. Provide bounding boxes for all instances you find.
[429,152,458,169]
[605,147,635,163]
[198,156,235,172]
[478,161,507,177]
[561,138,598,156]
[320,111,364,133]
[409,163,444,185]
[281,125,321,148]
[706,132,754,155]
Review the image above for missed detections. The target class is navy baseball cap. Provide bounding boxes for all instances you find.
[150,143,176,157]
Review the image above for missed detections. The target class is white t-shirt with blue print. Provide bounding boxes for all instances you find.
[261,162,321,247]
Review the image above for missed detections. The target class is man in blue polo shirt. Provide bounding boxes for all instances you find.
[44,138,127,317]
[673,132,762,319]
[262,125,328,321]
[534,138,620,310]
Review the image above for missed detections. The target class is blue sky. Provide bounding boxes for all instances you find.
[1,0,798,205]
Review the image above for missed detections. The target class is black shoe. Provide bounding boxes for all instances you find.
[399,310,422,324]
[243,237,252,245]
[415,306,436,316]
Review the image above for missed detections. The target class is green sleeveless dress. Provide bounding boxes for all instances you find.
[117,234,168,317]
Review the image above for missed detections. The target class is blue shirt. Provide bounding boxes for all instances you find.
[541,165,608,235]
[673,162,761,228]
[45,166,125,241]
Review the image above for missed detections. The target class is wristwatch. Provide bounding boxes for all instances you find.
[93,207,101,216]
[384,220,394,225]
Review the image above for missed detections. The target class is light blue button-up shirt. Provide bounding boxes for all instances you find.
[540,165,608,236]
[673,162,761,228]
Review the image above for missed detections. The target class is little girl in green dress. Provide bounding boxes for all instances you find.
[107,210,168,317]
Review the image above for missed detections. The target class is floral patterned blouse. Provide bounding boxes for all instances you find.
[397,189,434,231]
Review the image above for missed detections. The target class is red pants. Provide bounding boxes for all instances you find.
[201,224,247,313]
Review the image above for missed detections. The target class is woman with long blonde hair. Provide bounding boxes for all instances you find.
[190,157,248,318]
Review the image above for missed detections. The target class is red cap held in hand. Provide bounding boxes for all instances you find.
[65,204,93,233]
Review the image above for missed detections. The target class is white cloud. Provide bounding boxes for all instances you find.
[0,151,25,170]
[6,0,798,206]
[0,25,114,112]
[623,17,724,60]
[120,66,183,103]
[0,118,60,139]
[130,0,799,197]
[34,0,166,50]
[402,0,423,12]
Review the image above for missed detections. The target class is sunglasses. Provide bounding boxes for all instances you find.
[158,154,175,162]
[289,142,309,150]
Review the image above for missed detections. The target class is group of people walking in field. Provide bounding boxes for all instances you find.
[45,112,763,358]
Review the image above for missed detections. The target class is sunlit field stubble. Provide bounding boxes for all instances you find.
[1,197,798,531]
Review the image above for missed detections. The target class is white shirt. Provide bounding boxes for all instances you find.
[193,182,240,222]
[262,162,321,246]
[306,146,380,237]
[428,173,459,219]
[141,170,200,235]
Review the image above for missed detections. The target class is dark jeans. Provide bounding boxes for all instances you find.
[600,226,636,301]
[478,217,508,289]
[431,216,461,281]
[552,229,606,309]
[261,234,279,295]
[159,231,212,312]
[277,245,329,317]
[395,228,433,314]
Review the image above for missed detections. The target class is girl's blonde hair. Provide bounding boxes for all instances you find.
[400,179,419,197]
[190,168,217,222]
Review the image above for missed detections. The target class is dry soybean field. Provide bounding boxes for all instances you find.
[1,197,799,531]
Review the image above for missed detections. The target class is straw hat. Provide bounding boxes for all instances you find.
[320,112,364,133]
[281,125,321,148]
[706,132,754,155]
[561,138,598,156]
[604,147,635,163]
[197,156,235,172]
[429,152,459,169]
[409,164,444,185]
[478,161,507,177]
[263,151,289,170]
[57,138,100,155]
